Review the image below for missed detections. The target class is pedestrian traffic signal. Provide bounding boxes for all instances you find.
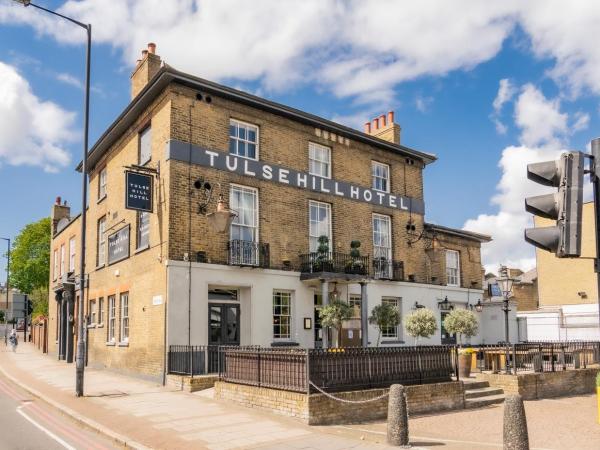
[524,152,584,257]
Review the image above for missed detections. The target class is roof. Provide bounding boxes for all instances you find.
[53,213,81,239]
[78,65,437,172]
[424,223,492,243]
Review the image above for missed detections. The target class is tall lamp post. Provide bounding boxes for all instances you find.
[497,266,515,374]
[14,0,91,397]
[1,237,10,345]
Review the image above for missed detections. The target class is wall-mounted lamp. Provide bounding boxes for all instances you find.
[474,299,484,312]
[304,318,312,329]
[437,296,453,311]
[206,194,237,233]
[413,301,425,310]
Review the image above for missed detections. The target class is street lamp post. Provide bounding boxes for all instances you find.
[1,237,10,345]
[14,0,92,397]
[497,266,515,374]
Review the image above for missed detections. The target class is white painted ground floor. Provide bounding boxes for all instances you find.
[166,260,519,348]
[518,303,600,341]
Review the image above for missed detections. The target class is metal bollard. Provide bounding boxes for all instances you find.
[503,394,529,450]
[387,384,410,447]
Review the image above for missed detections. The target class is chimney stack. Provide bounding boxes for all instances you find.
[131,42,162,99]
[364,110,401,145]
[51,196,71,235]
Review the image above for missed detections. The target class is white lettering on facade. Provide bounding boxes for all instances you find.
[334,182,344,196]
[363,190,372,202]
[311,176,317,190]
[262,165,273,180]
[244,160,256,176]
[400,197,408,210]
[320,178,330,193]
[376,191,385,205]
[279,168,290,184]
[389,195,397,208]
[350,186,360,199]
[226,155,238,171]
[206,150,219,167]
[297,173,307,188]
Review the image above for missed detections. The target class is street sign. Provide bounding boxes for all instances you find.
[125,171,153,212]
[107,225,130,265]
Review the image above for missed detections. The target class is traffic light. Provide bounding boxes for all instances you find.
[26,296,33,316]
[524,152,584,257]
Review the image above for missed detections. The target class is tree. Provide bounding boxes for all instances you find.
[443,309,479,346]
[319,300,353,348]
[404,308,438,344]
[8,217,51,317]
[369,303,400,346]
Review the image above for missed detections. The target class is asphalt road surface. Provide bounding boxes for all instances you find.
[0,372,122,450]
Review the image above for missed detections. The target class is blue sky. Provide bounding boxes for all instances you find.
[1,1,600,277]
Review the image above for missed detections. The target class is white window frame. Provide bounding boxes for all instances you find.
[273,290,293,341]
[89,299,96,326]
[446,250,460,287]
[60,244,65,277]
[309,200,332,253]
[308,142,331,179]
[229,119,259,160]
[136,211,150,250]
[98,297,104,326]
[373,214,393,278]
[98,167,107,200]
[348,294,362,319]
[230,185,259,242]
[53,249,58,281]
[381,297,402,340]
[120,292,129,343]
[97,216,106,267]
[372,161,390,193]
[229,185,259,265]
[69,237,76,272]
[107,295,116,343]
[139,126,152,165]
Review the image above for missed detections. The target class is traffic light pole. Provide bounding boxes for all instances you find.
[590,138,600,331]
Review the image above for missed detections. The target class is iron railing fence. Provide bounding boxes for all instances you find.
[299,252,370,276]
[167,345,261,376]
[195,241,270,268]
[472,341,600,373]
[218,346,457,393]
[373,259,404,281]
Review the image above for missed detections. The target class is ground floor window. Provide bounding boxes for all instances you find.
[381,297,401,339]
[108,295,116,343]
[89,300,96,325]
[98,297,104,325]
[348,294,361,319]
[273,291,292,340]
[120,292,129,343]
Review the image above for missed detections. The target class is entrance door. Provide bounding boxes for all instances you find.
[440,311,457,345]
[314,294,323,348]
[208,304,240,345]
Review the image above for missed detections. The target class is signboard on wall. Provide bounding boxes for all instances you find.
[125,171,153,212]
[108,225,130,265]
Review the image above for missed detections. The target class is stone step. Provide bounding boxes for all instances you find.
[462,380,490,390]
[465,394,506,409]
[465,387,504,399]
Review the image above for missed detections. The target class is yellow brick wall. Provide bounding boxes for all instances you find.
[535,202,597,306]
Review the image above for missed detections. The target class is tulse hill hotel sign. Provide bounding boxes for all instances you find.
[166,140,425,215]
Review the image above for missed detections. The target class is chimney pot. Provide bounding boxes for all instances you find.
[372,118,379,130]
[147,42,156,54]
[379,114,386,127]
[364,122,371,133]
[142,49,148,58]
[387,111,394,124]
[55,196,61,205]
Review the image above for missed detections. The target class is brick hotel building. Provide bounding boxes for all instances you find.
[48,44,516,381]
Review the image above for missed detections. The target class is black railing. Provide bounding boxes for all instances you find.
[167,345,261,376]
[228,240,270,267]
[299,252,370,276]
[373,258,404,281]
[219,346,455,393]
[472,341,600,373]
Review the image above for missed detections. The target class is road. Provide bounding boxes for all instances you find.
[0,371,122,450]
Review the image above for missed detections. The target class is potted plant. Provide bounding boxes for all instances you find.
[313,235,333,272]
[368,303,401,347]
[319,300,353,348]
[404,308,438,345]
[443,309,479,378]
[345,240,364,274]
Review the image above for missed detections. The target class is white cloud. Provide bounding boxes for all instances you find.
[56,72,83,89]
[0,61,75,172]
[465,85,569,272]
[415,95,433,113]
[491,78,516,134]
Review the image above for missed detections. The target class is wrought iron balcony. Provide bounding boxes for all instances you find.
[299,252,370,277]
[228,240,270,268]
[373,258,404,281]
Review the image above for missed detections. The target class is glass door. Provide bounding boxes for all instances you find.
[208,304,240,345]
[440,311,456,345]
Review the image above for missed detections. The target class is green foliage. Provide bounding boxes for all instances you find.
[8,217,51,295]
[29,286,49,318]
[317,235,330,255]
[596,371,600,387]
[443,309,479,346]
[319,300,353,347]
[404,308,438,343]
[349,240,361,258]
[369,303,401,346]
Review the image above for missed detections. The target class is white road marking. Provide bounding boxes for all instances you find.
[16,404,76,450]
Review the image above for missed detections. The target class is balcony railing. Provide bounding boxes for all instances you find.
[373,258,404,281]
[228,240,270,268]
[299,252,370,276]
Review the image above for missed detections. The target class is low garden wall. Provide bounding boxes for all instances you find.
[213,380,465,425]
[478,367,599,400]
[166,374,218,392]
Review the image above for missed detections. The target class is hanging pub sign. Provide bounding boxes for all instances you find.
[125,171,153,212]
[108,225,130,265]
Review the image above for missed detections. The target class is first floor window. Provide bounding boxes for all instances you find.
[229,119,258,160]
[372,161,390,193]
[53,249,58,280]
[98,297,104,325]
[309,200,331,252]
[273,291,292,340]
[230,185,258,242]
[69,237,76,272]
[120,292,129,343]
[139,126,152,165]
[89,300,96,325]
[137,211,150,249]
[97,216,106,267]
[446,250,460,287]
[381,297,401,339]
[60,244,65,276]
[107,295,116,342]
[98,167,107,199]
[308,142,331,178]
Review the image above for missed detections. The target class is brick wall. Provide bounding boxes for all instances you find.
[214,381,465,425]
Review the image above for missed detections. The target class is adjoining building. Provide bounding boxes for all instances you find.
[519,202,600,341]
[48,44,512,382]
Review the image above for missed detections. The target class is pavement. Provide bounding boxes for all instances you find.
[0,343,598,450]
